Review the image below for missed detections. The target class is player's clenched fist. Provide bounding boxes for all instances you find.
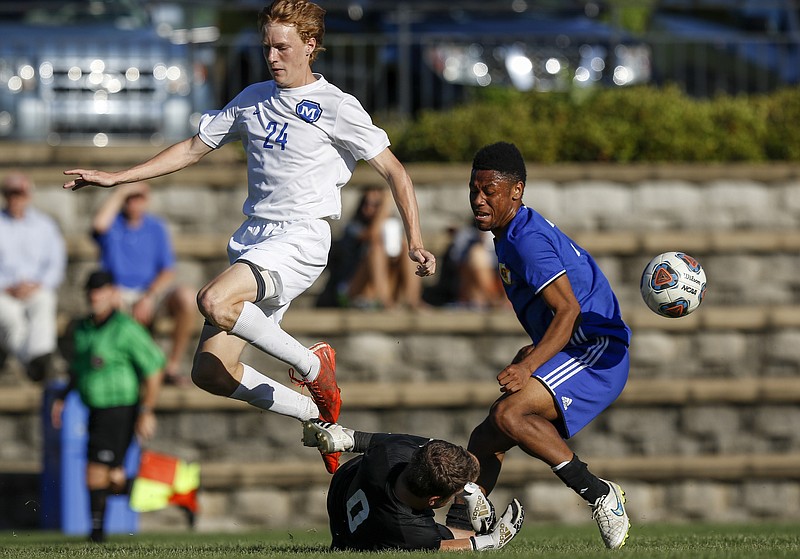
[409,247,436,277]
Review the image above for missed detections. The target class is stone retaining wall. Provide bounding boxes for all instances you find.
[2,382,800,531]
[23,158,800,316]
[1,153,799,531]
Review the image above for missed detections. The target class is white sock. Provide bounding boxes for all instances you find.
[230,301,320,379]
[230,363,319,420]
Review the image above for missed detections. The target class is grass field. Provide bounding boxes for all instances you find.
[1,523,798,559]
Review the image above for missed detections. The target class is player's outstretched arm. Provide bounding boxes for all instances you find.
[366,148,436,277]
[63,135,213,191]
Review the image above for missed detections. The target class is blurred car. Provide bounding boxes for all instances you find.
[411,0,652,92]
[0,0,216,145]
[647,0,800,96]
[222,0,652,116]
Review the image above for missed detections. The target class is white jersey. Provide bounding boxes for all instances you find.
[198,74,390,222]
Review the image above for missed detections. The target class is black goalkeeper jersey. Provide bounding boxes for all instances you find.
[327,433,453,551]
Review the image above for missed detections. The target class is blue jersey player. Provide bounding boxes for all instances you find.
[445,142,631,549]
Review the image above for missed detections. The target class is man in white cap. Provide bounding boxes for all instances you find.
[0,172,66,381]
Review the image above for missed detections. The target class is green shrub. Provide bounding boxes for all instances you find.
[378,86,800,163]
[762,88,800,160]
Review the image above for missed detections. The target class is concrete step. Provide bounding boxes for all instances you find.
[49,305,800,344]
[3,142,799,184]
[3,377,799,414]
[5,453,800,485]
[63,229,800,262]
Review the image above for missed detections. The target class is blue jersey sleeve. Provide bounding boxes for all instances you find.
[512,230,566,295]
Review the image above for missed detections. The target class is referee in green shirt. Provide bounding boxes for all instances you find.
[51,270,165,543]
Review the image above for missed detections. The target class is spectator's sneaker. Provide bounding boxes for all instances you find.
[290,342,342,473]
[590,480,630,549]
[302,419,354,453]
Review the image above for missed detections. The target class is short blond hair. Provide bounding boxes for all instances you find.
[259,0,326,63]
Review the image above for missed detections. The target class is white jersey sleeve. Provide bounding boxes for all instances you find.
[197,76,390,222]
[333,96,390,162]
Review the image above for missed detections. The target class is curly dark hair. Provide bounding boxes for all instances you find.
[472,141,527,185]
[405,440,479,499]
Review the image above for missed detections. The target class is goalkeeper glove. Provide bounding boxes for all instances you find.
[463,482,496,534]
[469,499,524,551]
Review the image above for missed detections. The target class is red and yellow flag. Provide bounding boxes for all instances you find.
[129,450,200,514]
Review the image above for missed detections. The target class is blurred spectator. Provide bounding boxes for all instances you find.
[51,269,164,543]
[0,172,66,381]
[319,187,421,309]
[92,182,197,385]
[424,222,507,310]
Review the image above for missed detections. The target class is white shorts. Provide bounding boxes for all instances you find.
[118,285,173,310]
[0,288,58,363]
[227,217,331,321]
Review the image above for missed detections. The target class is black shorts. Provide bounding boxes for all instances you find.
[87,405,138,468]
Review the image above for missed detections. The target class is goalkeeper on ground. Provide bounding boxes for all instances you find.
[302,419,524,551]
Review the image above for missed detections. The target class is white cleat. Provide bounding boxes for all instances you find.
[302,419,354,454]
[590,480,630,549]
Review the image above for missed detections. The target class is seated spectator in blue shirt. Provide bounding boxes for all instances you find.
[92,182,198,385]
[0,172,66,382]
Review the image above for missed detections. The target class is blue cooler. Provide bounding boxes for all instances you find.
[41,382,139,534]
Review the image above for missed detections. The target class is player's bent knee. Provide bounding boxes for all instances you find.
[195,285,213,317]
[489,405,514,437]
[196,286,235,329]
[489,399,530,439]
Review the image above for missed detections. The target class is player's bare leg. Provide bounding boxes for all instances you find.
[197,263,329,382]
[193,264,338,471]
[466,416,515,494]
[191,323,248,396]
[196,263,257,333]
[445,415,515,531]
[491,379,630,549]
[191,324,318,420]
[489,380,573,466]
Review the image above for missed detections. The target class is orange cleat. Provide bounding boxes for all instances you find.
[321,451,340,474]
[290,342,342,474]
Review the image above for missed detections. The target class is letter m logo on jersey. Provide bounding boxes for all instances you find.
[296,100,322,123]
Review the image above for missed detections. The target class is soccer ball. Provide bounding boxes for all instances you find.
[640,251,707,318]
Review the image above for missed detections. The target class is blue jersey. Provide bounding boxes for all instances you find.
[495,206,630,347]
[94,214,175,290]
